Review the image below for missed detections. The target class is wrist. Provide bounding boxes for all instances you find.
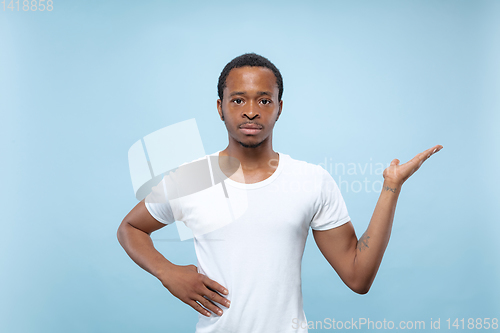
[382,179,402,193]
[155,262,179,285]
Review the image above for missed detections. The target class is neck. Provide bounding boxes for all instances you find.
[220,141,278,172]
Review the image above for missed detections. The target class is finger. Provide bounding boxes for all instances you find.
[197,295,224,316]
[390,159,400,166]
[422,145,443,163]
[433,144,444,152]
[424,145,443,158]
[202,276,229,296]
[430,145,443,158]
[404,145,443,172]
[188,299,212,317]
[411,146,438,165]
[206,285,231,308]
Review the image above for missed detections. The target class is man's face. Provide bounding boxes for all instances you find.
[217,66,283,149]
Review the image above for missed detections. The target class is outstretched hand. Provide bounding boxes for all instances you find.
[383,144,443,187]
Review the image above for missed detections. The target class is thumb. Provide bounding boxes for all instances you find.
[390,159,400,166]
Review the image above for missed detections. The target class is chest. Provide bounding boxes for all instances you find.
[177,178,318,242]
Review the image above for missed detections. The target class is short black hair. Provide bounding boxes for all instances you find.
[217,53,283,102]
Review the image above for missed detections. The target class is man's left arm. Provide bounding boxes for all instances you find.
[313,144,443,294]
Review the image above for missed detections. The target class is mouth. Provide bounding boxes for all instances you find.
[239,128,262,135]
[239,123,263,135]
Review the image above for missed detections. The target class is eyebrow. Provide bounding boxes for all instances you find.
[229,91,273,97]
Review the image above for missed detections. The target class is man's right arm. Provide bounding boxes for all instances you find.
[116,199,231,317]
[117,199,177,279]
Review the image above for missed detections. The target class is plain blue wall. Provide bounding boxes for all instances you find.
[1,0,498,332]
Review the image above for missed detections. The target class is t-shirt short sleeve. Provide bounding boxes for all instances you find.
[144,175,176,225]
[310,167,351,231]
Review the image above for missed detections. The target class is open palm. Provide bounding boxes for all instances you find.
[383,144,443,186]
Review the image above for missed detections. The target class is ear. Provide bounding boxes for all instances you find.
[217,99,224,121]
[276,100,283,121]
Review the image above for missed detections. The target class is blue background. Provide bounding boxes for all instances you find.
[1,0,499,332]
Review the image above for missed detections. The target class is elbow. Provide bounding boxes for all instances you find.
[352,285,370,295]
[117,220,129,245]
[116,225,122,243]
[348,279,372,295]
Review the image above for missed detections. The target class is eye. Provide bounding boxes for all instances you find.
[261,99,272,105]
[233,98,243,104]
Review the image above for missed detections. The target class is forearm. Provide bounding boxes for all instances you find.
[117,222,177,281]
[352,180,400,292]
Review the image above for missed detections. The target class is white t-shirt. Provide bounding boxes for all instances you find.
[145,150,351,333]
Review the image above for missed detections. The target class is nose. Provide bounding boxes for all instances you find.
[243,100,259,119]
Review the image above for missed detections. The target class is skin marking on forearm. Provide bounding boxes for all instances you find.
[383,185,397,193]
[357,234,370,252]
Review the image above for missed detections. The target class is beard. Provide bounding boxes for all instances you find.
[237,138,265,149]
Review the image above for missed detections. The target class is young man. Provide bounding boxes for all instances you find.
[117,53,443,332]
